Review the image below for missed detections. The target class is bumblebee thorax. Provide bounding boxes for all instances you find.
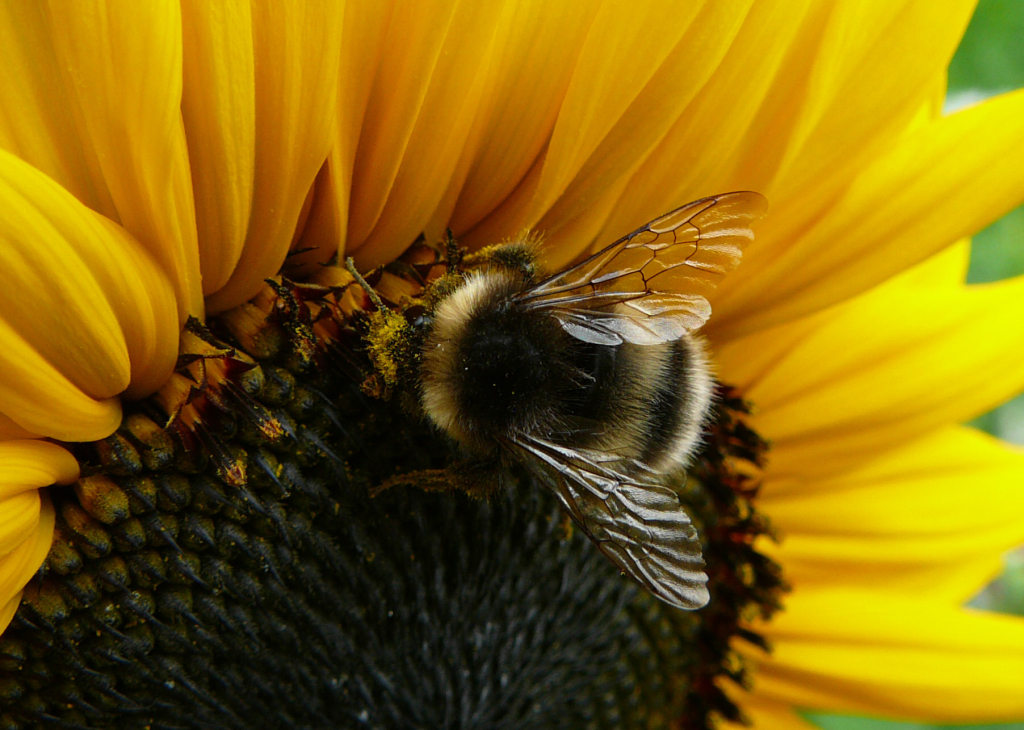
[420,272,569,451]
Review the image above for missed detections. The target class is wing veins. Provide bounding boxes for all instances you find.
[501,433,709,610]
[513,192,766,344]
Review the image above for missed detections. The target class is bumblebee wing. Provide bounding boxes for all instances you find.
[518,191,767,345]
[503,434,709,610]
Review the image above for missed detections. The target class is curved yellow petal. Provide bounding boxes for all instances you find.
[45,1,202,320]
[591,0,816,256]
[747,0,969,205]
[0,492,42,559]
[0,150,178,402]
[0,490,54,635]
[92,216,182,400]
[286,158,341,280]
[0,440,76,556]
[180,0,256,295]
[0,3,118,218]
[291,1,393,269]
[0,321,122,441]
[350,0,518,268]
[0,594,18,639]
[752,588,1024,722]
[0,159,124,397]
[535,174,634,272]
[605,0,969,271]
[710,240,970,389]
[721,272,1024,479]
[722,693,821,730]
[0,414,38,441]
[445,1,601,236]
[632,0,964,324]
[0,440,79,488]
[760,426,1024,602]
[716,87,1024,336]
[529,0,706,219]
[465,0,757,256]
[533,0,756,262]
[205,0,344,313]
[344,0,459,255]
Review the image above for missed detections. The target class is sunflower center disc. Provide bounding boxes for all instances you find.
[0,270,783,730]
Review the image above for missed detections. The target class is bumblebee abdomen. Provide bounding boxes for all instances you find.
[636,336,713,471]
[562,336,713,473]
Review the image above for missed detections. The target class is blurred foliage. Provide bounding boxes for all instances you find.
[948,0,1024,92]
[954,0,1024,287]
[805,3,1024,730]
[805,714,1024,730]
[964,209,1024,285]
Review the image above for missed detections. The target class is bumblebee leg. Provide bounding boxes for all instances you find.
[370,457,504,500]
[558,512,574,541]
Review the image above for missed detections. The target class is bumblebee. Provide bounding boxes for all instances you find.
[353,192,766,610]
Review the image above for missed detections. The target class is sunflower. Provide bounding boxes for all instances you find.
[2,1,1024,728]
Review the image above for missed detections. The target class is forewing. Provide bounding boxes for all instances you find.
[503,434,709,610]
[519,191,767,344]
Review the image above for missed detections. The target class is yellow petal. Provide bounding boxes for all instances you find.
[350,0,516,268]
[0,492,41,558]
[608,0,967,270]
[93,213,179,400]
[291,1,393,268]
[591,0,816,257]
[0,151,177,436]
[45,1,202,320]
[751,1,970,205]
[0,594,18,639]
[0,440,79,489]
[760,426,1024,602]
[0,327,122,441]
[534,175,635,272]
[0,440,76,558]
[0,414,38,441]
[531,0,708,218]
[180,0,256,295]
[0,150,180,397]
[710,239,970,387]
[465,0,758,256]
[0,157,125,397]
[446,1,602,236]
[288,157,344,279]
[0,490,54,635]
[719,270,1024,479]
[205,0,344,313]
[0,3,118,218]
[343,0,459,255]
[752,588,1024,722]
[721,693,821,730]
[716,87,1024,336]
[534,0,758,263]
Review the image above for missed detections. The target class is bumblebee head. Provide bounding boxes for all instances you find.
[460,231,545,286]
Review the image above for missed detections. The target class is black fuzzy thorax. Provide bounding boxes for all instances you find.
[450,292,577,441]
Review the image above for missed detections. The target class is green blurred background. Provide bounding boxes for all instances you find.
[803,2,1024,729]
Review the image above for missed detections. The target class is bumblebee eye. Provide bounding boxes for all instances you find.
[490,242,540,283]
[406,306,432,333]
